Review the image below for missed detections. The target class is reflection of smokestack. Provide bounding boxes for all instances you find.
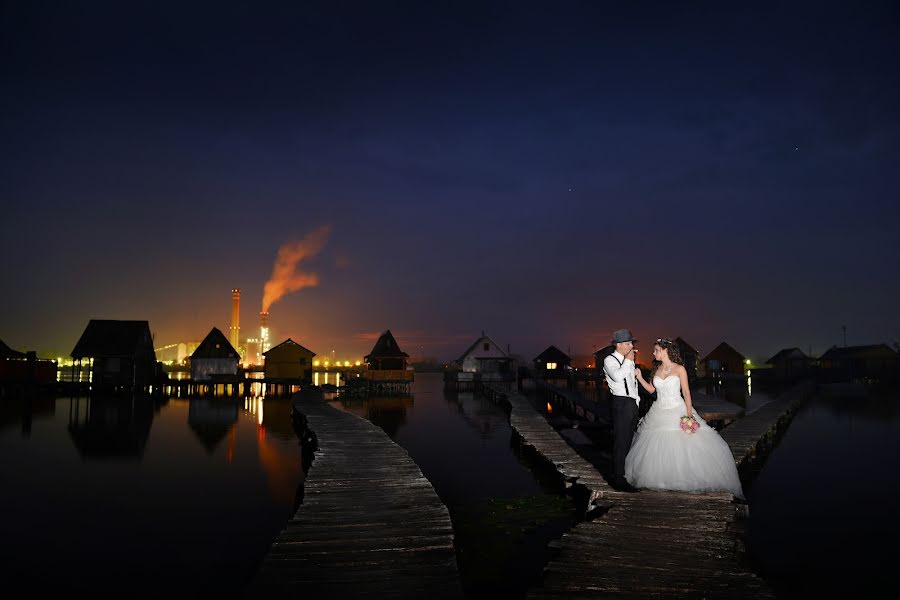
[260,311,270,354]
[230,288,241,351]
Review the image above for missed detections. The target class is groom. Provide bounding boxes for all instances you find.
[603,328,640,492]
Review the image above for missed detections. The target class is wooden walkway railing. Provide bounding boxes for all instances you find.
[481,382,812,599]
[248,387,462,599]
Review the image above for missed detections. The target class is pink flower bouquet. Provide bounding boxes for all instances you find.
[680,415,699,434]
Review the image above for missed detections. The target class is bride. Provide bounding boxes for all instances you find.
[625,338,745,499]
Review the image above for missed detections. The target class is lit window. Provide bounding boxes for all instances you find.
[547,362,558,370]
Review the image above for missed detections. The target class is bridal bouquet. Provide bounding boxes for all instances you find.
[680,415,699,434]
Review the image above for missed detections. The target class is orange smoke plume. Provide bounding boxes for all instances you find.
[262,225,331,312]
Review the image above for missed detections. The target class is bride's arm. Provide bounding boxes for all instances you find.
[635,368,655,393]
[679,367,693,417]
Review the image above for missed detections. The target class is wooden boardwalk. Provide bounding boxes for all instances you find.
[482,382,812,599]
[720,386,810,471]
[248,387,463,599]
[536,380,744,427]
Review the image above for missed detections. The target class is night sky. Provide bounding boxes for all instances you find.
[2,0,899,363]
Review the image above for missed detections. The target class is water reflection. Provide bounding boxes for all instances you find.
[67,394,161,459]
[0,390,306,596]
[746,387,900,597]
[328,373,576,598]
[329,394,413,437]
[0,391,56,436]
[446,391,509,440]
[187,396,240,453]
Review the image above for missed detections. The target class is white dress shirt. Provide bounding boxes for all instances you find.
[603,351,639,405]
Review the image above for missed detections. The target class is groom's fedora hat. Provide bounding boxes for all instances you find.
[611,329,637,344]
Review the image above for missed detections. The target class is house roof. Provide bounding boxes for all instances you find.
[71,320,154,359]
[675,337,699,355]
[191,327,240,360]
[455,334,508,364]
[766,348,807,364]
[819,344,898,360]
[700,341,746,363]
[0,338,26,359]
[593,344,615,357]
[535,345,570,363]
[263,338,316,356]
[364,330,409,360]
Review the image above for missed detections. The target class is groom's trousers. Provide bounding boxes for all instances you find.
[611,395,640,485]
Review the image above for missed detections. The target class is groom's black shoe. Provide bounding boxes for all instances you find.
[612,478,640,493]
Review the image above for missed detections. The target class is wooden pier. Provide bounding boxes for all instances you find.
[481,382,813,599]
[535,380,745,430]
[248,387,462,598]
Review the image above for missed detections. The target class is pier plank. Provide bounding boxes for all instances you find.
[481,382,811,599]
[248,388,462,598]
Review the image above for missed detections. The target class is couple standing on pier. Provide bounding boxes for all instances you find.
[603,329,744,498]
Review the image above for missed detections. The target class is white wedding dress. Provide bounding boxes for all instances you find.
[624,374,745,499]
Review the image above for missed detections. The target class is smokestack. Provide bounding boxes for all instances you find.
[260,311,270,354]
[230,288,241,351]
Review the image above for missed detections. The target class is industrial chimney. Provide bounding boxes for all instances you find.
[230,288,241,351]
[260,311,270,354]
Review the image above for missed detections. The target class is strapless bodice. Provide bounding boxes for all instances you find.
[653,375,684,409]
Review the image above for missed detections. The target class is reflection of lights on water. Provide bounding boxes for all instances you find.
[314,372,344,387]
[242,397,265,425]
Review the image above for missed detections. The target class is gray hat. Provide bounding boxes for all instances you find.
[611,329,637,344]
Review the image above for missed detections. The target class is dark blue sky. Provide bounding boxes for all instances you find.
[2,0,899,363]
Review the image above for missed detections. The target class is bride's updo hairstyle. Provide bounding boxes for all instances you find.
[656,338,684,365]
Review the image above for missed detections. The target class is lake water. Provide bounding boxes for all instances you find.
[5,374,891,597]
[327,372,575,598]
[0,391,304,596]
[0,373,571,598]
[744,384,900,597]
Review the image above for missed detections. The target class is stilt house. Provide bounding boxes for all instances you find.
[70,320,158,390]
[190,327,241,382]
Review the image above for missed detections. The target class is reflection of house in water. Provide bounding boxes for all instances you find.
[257,396,297,441]
[187,397,239,453]
[0,392,56,436]
[447,392,508,440]
[331,396,413,438]
[67,395,157,459]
